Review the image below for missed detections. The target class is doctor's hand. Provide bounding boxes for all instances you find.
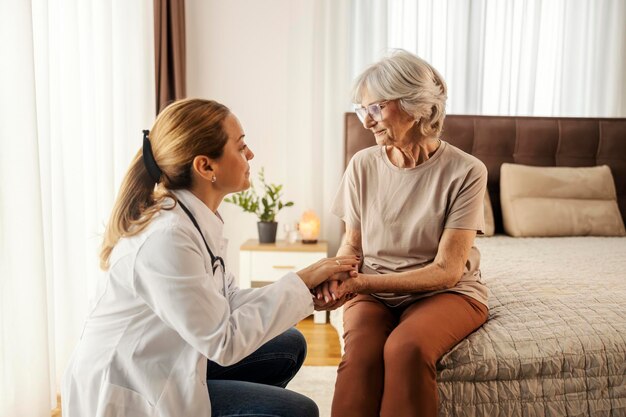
[312,292,355,311]
[297,256,358,289]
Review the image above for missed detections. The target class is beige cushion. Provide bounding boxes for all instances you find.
[478,191,495,237]
[500,163,626,237]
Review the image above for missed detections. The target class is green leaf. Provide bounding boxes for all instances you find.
[223,167,294,221]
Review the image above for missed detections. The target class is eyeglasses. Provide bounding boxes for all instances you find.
[354,100,389,123]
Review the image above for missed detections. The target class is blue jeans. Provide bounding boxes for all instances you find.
[206,328,318,417]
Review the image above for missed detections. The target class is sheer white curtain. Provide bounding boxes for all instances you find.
[349,0,388,80]
[0,1,155,416]
[309,0,354,253]
[305,0,392,254]
[384,0,626,116]
[280,0,389,254]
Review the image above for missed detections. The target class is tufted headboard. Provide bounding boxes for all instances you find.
[344,113,626,233]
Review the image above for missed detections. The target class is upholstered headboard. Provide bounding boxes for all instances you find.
[344,113,626,233]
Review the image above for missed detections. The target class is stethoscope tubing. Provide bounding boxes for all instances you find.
[177,200,227,294]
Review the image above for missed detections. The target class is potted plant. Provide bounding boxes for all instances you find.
[224,168,294,243]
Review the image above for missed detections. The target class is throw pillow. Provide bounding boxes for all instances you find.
[500,163,626,237]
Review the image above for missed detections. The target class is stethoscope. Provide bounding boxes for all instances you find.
[177,200,227,291]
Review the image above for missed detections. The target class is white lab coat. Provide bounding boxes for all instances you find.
[61,189,314,417]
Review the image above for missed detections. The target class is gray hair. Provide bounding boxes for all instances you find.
[352,49,448,138]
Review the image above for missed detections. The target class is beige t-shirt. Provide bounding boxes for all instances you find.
[331,141,489,308]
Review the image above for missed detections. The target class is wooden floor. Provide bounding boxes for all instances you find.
[296,315,343,366]
[51,317,341,416]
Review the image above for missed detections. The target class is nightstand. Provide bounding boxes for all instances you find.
[239,239,328,323]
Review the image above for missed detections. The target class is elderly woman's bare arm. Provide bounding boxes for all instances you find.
[336,226,363,260]
[333,228,476,297]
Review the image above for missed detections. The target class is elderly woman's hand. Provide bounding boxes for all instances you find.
[332,275,364,299]
[313,271,362,306]
[312,260,359,303]
[313,281,341,305]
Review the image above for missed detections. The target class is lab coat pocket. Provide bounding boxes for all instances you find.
[97,383,156,417]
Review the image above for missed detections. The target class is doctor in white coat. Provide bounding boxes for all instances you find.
[61,98,357,417]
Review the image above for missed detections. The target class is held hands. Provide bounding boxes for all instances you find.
[296,255,359,290]
[313,292,353,311]
[297,255,361,311]
[312,253,362,311]
[312,274,362,310]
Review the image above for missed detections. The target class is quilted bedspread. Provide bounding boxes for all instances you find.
[329,237,626,416]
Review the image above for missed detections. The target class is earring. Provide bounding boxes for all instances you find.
[211,175,216,183]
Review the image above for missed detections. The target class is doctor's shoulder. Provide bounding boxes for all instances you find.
[109,207,198,270]
[126,222,211,290]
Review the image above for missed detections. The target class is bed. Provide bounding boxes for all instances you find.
[330,114,626,416]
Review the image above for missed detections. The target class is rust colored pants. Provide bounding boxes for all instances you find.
[331,292,488,417]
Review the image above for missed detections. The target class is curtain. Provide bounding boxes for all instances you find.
[0,3,50,415]
[312,0,626,255]
[313,0,390,253]
[349,0,388,79]
[309,0,354,254]
[0,1,155,416]
[385,0,626,117]
[154,0,187,114]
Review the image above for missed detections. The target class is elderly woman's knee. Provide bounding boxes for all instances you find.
[342,336,387,370]
[383,334,437,368]
[344,330,388,358]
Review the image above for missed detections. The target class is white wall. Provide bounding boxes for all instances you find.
[186,0,351,279]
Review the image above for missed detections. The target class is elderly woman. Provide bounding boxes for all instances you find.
[322,50,489,417]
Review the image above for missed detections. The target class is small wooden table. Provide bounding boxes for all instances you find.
[239,239,329,323]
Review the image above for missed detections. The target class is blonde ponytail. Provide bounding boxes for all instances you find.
[99,150,173,270]
[99,98,230,270]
